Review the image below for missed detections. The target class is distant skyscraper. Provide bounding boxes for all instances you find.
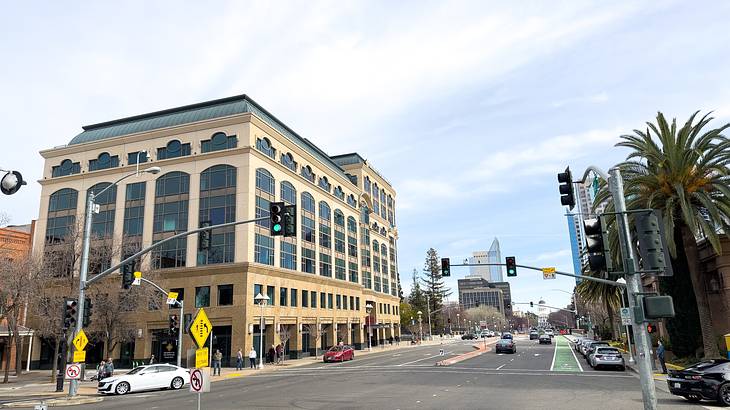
[567,179,609,284]
[468,238,503,282]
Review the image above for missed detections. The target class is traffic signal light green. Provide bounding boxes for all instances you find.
[506,256,517,277]
[441,258,451,277]
[269,202,285,236]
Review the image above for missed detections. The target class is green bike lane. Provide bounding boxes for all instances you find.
[550,335,583,372]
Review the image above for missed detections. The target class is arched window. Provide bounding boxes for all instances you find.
[347,216,358,258]
[52,159,81,177]
[364,176,371,193]
[380,227,387,236]
[334,209,345,254]
[46,188,78,243]
[347,194,356,208]
[89,152,119,171]
[319,201,331,220]
[301,192,315,213]
[334,209,345,227]
[199,165,236,265]
[157,139,191,160]
[319,201,332,250]
[372,183,380,215]
[280,181,296,205]
[152,172,190,269]
[202,132,237,153]
[255,137,275,159]
[87,183,117,238]
[280,152,297,172]
[301,165,315,183]
[318,176,331,192]
[300,192,315,244]
[255,168,275,265]
[373,240,380,253]
[333,186,344,200]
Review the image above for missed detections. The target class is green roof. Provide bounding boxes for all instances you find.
[69,94,351,180]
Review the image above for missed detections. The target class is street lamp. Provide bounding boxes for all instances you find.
[365,303,374,351]
[456,313,461,335]
[616,278,635,365]
[254,293,270,369]
[550,288,578,327]
[417,311,423,342]
[69,165,161,397]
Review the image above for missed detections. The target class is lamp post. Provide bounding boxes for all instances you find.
[365,303,373,351]
[417,311,423,342]
[254,293,270,369]
[616,278,636,365]
[68,166,161,397]
[456,313,460,335]
[550,288,578,328]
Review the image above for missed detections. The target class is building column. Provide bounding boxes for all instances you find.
[292,321,302,359]
[344,320,352,345]
[327,324,336,349]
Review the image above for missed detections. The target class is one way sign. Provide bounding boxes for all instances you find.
[189,308,212,348]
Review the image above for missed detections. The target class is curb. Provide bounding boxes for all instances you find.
[1,397,103,408]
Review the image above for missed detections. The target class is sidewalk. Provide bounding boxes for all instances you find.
[0,337,458,408]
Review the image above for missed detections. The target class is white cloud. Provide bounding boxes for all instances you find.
[551,92,609,108]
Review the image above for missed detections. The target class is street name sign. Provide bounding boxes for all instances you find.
[189,308,212,348]
[196,348,209,368]
[542,267,556,280]
[72,329,88,351]
[133,271,142,286]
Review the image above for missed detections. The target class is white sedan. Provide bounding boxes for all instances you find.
[97,364,189,395]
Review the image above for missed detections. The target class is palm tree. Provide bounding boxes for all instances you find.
[595,111,730,358]
[576,273,623,339]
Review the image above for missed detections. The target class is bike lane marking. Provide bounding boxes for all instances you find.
[550,336,583,372]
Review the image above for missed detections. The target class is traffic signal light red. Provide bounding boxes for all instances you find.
[647,324,657,333]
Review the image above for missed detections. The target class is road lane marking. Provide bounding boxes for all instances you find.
[398,352,452,366]
[496,364,505,370]
[550,335,582,372]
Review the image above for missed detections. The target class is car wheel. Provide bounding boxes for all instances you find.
[171,376,184,390]
[115,381,130,395]
[717,383,730,405]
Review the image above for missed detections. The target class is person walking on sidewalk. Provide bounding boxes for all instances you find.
[104,358,114,378]
[212,349,223,376]
[657,340,667,374]
[249,347,257,369]
[97,360,107,380]
[236,348,244,370]
[149,354,155,364]
[276,343,284,364]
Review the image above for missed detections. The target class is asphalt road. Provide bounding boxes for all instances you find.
[70,336,713,410]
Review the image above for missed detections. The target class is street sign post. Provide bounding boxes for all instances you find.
[189,368,210,410]
[620,308,632,326]
[542,267,556,280]
[65,364,81,380]
[189,308,212,348]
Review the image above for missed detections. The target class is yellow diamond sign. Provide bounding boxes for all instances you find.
[189,308,211,348]
[73,329,88,351]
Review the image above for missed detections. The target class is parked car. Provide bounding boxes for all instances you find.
[97,364,189,395]
[495,338,517,354]
[539,334,552,344]
[585,341,610,362]
[324,345,354,362]
[462,333,477,340]
[529,331,539,340]
[667,359,730,405]
[580,339,598,356]
[589,347,625,371]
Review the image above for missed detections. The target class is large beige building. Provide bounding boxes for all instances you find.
[31,94,401,368]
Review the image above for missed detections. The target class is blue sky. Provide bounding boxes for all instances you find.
[2,1,730,313]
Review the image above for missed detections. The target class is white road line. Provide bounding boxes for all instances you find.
[496,364,506,370]
[550,340,557,371]
[569,343,584,372]
[398,353,450,366]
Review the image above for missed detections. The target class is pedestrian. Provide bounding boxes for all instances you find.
[276,343,284,364]
[213,349,223,376]
[104,357,114,378]
[96,360,106,380]
[249,347,257,369]
[268,345,276,364]
[236,348,244,370]
[657,340,667,374]
[395,335,400,345]
[149,354,155,365]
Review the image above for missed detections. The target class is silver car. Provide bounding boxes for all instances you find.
[589,347,626,370]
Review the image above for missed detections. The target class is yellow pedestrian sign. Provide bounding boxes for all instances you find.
[542,267,556,280]
[189,308,212,348]
[73,329,88,351]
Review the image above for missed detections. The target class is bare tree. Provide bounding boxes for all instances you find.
[0,212,10,227]
[277,324,292,364]
[464,306,506,331]
[337,324,349,345]
[302,323,326,359]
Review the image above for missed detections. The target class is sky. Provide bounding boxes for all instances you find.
[2,0,730,314]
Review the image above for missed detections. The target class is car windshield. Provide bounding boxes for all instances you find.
[328,346,343,352]
[597,348,619,354]
[127,367,146,375]
[684,360,729,372]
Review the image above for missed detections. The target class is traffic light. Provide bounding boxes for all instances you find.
[199,220,211,250]
[121,263,134,290]
[642,295,675,319]
[506,256,517,277]
[169,314,179,335]
[63,298,78,330]
[283,204,297,237]
[646,323,657,333]
[635,210,673,276]
[441,258,451,277]
[82,297,92,327]
[583,217,613,273]
[557,167,575,210]
[270,202,285,236]
[0,170,27,195]
[530,301,534,308]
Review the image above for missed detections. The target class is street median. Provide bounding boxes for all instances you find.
[435,339,497,366]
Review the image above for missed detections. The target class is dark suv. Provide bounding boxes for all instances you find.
[529,331,539,340]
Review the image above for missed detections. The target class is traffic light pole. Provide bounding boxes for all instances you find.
[138,277,184,367]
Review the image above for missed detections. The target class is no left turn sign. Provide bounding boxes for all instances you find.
[65,364,81,380]
[189,368,209,393]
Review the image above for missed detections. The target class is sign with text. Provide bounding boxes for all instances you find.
[73,350,86,363]
[195,348,209,368]
[166,291,179,305]
[620,308,632,325]
[542,267,556,280]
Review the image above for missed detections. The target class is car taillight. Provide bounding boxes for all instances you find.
[688,375,702,380]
